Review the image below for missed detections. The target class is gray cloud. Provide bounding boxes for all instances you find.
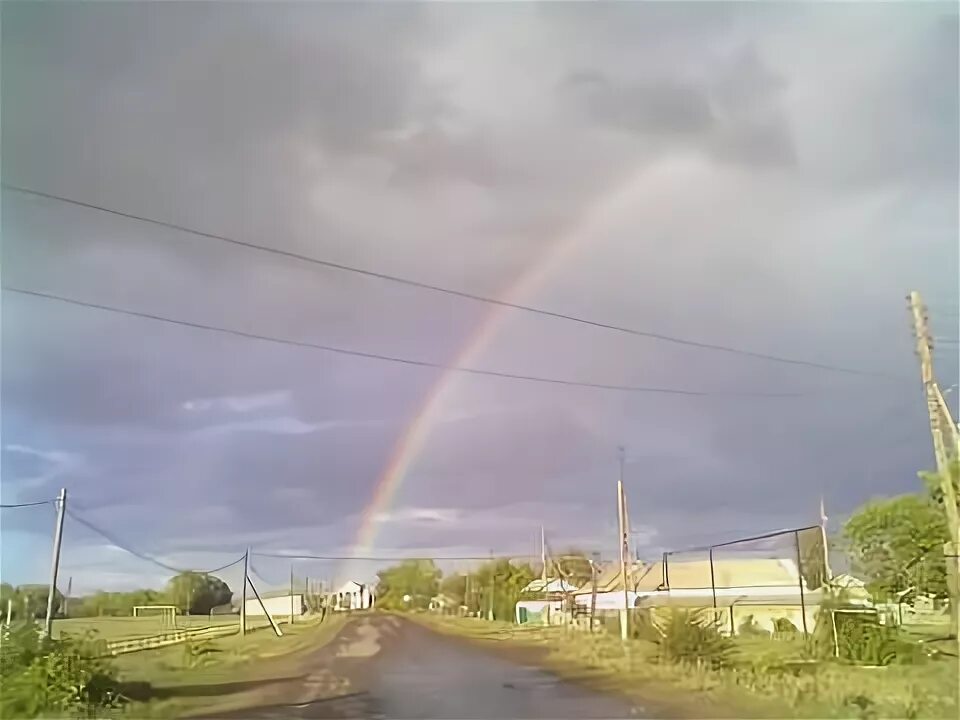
[2,2,956,590]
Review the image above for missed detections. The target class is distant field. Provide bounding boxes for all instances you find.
[52,614,242,640]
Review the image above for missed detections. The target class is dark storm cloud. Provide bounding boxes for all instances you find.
[564,75,715,136]
[1,2,957,588]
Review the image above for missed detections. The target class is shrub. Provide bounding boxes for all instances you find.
[737,614,770,638]
[648,609,733,669]
[0,623,123,717]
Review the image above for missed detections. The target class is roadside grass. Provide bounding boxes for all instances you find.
[113,614,349,718]
[53,614,240,640]
[416,615,959,719]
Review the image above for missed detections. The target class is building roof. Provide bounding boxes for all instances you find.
[573,562,647,595]
[336,581,365,593]
[522,578,578,594]
[634,558,805,592]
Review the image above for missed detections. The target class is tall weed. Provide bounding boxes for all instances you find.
[0,623,123,717]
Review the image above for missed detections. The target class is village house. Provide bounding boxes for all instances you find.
[629,557,823,635]
[515,577,579,625]
[332,580,375,611]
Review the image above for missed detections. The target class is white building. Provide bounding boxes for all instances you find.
[333,580,375,611]
[243,593,304,618]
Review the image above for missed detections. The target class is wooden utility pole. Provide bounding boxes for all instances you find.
[617,447,630,641]
[44,488,67,639]
[240,548,249,636]
[289,566,295,625]
[908,291,960,638]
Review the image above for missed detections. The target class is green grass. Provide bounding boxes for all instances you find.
[113,614,349,718]
[415,614,959,719]
[52,614,241,640]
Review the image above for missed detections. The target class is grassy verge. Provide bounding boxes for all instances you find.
[114,614,349,718]
[53,615,240,640]
[415,615,959,719]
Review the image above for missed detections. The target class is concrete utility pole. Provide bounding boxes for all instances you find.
[590,552,600,633]
[540,526,547,583]
[819,496,833,582]
[617,447,630,642]
[44,488,67,639]
[290,566,295,625]
[908,291,960,638]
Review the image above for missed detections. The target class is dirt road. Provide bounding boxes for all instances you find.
[201,614,651,719]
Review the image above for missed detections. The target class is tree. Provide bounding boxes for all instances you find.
[7,585,62,619]
[439,574,467,608]
[550,550,593,588]
[375,560,441,610]
[920,460,959,515]
[471,559,535,621]
[165,573,232,615]
[843,494,948,600]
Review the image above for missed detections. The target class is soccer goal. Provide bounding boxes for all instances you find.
[132,605,179,631]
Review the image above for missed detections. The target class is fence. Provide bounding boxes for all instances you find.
[101,623,239,656]
[634,525,828,638]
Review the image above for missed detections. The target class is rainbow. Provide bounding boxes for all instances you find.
[344,158,690,577]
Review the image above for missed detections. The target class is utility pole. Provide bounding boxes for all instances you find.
[540,526,547,584]
[247,575,283,637]
[908,291,960,638]
[44,488,67,639]
[819,496,833,582]
[64,577,72,619]
[240,547,249,636]
[488,549,495,621]
[617,447,630,642]
[290,566,295,625]
[590,552,599,633]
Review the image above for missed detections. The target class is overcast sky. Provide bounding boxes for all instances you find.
[2,2,958,594]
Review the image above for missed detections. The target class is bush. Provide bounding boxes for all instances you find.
[0,623,123,717]
[737,614,770,638]
[647,609,733,669]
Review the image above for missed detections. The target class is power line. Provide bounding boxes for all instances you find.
[0,500,54,508]
[65,507,243,575]
[252,551,538,561]
[2,183,894,379]
[4,286,808,398]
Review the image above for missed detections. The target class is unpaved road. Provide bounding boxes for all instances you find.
[201,614,653,719]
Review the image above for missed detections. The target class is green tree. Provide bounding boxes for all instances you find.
[165,573,232,615]
[439,574,467,608]
[550,549,592,588]
[843,494,948,600]
[472,559,535,621]
[375,560,441,610]
[11,585,62,620]
[0,583,14,620]
[919,460,959,515]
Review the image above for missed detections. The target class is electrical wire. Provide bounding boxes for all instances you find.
[3,286,809,398]
[2,183,896,379]
[252,551,538,561]
[0,500,53,508]
[65,507,244,575]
